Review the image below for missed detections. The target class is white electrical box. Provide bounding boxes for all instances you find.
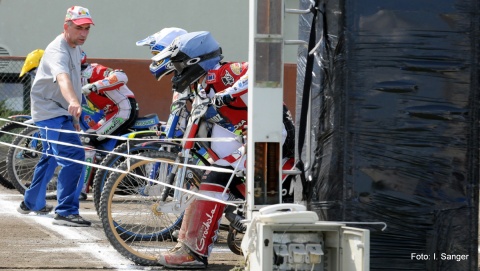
[242,204,370,271]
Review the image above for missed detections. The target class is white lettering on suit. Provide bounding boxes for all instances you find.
[196,204,218,252]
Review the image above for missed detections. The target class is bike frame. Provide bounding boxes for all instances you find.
[137,89,197,201]
[154,88,233,215]
[78,95,162,194]
[154,87,296,214]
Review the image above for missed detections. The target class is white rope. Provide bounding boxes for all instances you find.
[0,118,242,206]
[0,117,242,144]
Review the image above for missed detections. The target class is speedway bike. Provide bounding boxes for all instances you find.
[97,87,297,266]
[90,89,193,213]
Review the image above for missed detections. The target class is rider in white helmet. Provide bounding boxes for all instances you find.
[136,27,188,81]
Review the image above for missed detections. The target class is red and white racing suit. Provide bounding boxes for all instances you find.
[203,62,294,169]
[82,64,138,140]
[203,62,248,169]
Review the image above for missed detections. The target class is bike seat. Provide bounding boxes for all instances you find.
[131,113,160,129]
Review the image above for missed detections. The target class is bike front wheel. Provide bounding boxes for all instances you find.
[6,126,59,195]
[98,150,203,266]
[91,141,180,214]
[0,121,27,189]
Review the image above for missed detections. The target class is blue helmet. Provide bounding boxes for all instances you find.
[152,31,223,92]
[136,27,187,81]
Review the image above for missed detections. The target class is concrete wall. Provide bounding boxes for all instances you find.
[0,0,300,63]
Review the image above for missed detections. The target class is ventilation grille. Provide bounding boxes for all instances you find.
[0,46,10,71]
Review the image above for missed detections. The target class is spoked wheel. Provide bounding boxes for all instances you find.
[98,150,203,266]
[91,141,180,214]
[0,121,27,189]
[6,126,58,195]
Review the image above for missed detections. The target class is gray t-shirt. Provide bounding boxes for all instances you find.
[30,34,83,122]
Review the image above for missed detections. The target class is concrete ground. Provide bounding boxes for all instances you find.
[0,185,244,271]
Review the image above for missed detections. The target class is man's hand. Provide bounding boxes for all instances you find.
[68,101,82,119]
[81,83,97,95]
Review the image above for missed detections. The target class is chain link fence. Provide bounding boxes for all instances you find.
[0,56,32,118]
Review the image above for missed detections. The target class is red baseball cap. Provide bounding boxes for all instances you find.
[65,6,94,25]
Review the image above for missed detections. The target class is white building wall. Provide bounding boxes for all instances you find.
[0,0,299,63]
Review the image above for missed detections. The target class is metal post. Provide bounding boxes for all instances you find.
[247,0,285,220]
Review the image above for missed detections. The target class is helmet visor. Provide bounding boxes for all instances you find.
[151,46,174,62]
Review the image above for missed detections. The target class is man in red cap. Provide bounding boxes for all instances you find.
[64,6,94,47]
[18,6,95,227]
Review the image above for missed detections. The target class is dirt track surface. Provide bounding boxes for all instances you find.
[0,185,244,271]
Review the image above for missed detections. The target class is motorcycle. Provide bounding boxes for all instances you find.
[97,86,296,265]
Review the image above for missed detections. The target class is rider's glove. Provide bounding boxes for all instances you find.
[213,92,234,107]
[81,83,97,95]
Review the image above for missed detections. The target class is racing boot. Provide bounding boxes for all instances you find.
[157,183,227,269]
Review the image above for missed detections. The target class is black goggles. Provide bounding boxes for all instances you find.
[171,48,222,73]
